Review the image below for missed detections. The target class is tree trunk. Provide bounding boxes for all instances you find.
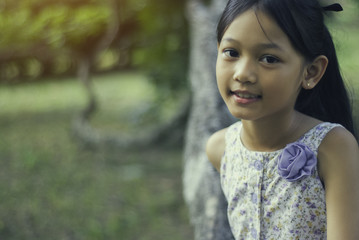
[183,0,236,239]
[72,0,119,137]
[77,57,97,121]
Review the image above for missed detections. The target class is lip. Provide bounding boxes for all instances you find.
[230,90,261,104]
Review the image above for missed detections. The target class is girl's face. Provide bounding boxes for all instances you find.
[216,9,307,122]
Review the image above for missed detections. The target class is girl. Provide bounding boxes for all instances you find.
[206,0,359,239]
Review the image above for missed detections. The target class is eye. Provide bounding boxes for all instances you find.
[260,55,280,64]
[223,49,239,58]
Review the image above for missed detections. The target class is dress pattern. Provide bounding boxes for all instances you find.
[220,121,341,240]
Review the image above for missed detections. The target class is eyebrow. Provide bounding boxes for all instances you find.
[222,38,284,52]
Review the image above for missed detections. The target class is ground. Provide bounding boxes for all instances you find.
[0,73,193,239]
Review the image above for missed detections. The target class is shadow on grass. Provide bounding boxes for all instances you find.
[0,110,193,240]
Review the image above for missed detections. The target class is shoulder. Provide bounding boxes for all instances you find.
[206,128,228,172]
[318,126,359,181]
[318,126,358,169]
[318,126,359,239]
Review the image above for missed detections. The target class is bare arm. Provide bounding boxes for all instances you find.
[318,127,359,240]
[206,128,227,172]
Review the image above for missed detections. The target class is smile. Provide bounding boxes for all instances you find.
[230,91,261,104]
[234,92,260,99]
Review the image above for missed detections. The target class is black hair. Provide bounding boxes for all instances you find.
[217,0,356,137]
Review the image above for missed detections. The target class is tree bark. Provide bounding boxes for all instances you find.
[77,57,97,121]
[73,0,120,133]
[71,0,191,149]
[71,95,190,149]
[183,0,236,239]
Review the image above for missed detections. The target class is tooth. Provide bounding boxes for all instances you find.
[237,93,256,99]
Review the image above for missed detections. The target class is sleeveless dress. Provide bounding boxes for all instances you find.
[220,121,341,240]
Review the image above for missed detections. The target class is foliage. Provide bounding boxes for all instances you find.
[0,0,110,49]
[134,0,189,94]
[35,4,110,51]
[0,0,113,79]
[0,0,189,96]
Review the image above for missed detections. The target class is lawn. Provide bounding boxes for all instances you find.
[0,72,193,239]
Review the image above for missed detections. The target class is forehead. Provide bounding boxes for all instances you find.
[221,9,294,52]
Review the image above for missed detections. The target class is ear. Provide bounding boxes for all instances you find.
[302,55,328,89]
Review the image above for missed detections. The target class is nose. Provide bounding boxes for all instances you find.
[233,58,257,84]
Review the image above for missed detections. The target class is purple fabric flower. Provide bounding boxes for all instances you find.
[277,142,317,182]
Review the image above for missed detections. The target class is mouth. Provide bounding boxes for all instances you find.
[230,90,261,104]
[231,91,261,99]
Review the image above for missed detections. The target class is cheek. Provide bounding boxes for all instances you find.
[216,74,227,97]
[267,65,303,87]
[216,57,233,79]
[261,73,302,104]
[216,61,227,87]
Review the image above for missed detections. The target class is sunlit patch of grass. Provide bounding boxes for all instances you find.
[0,78,86,115]
[0,71,186,134]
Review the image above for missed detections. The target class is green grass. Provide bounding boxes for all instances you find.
[0,72,157,116]
[0,72,192,239]
[90,72,187,132]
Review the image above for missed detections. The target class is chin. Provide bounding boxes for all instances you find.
[228,109,257,121]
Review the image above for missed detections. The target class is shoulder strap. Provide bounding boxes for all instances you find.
[299,122,343,155]
[221,121,242,197]
[225,121,242,147]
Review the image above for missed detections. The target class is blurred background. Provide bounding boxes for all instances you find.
[0,0,357,239]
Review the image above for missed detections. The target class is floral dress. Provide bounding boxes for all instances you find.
[220,121,341,240]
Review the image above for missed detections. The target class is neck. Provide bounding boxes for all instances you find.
[241,111,305,152]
